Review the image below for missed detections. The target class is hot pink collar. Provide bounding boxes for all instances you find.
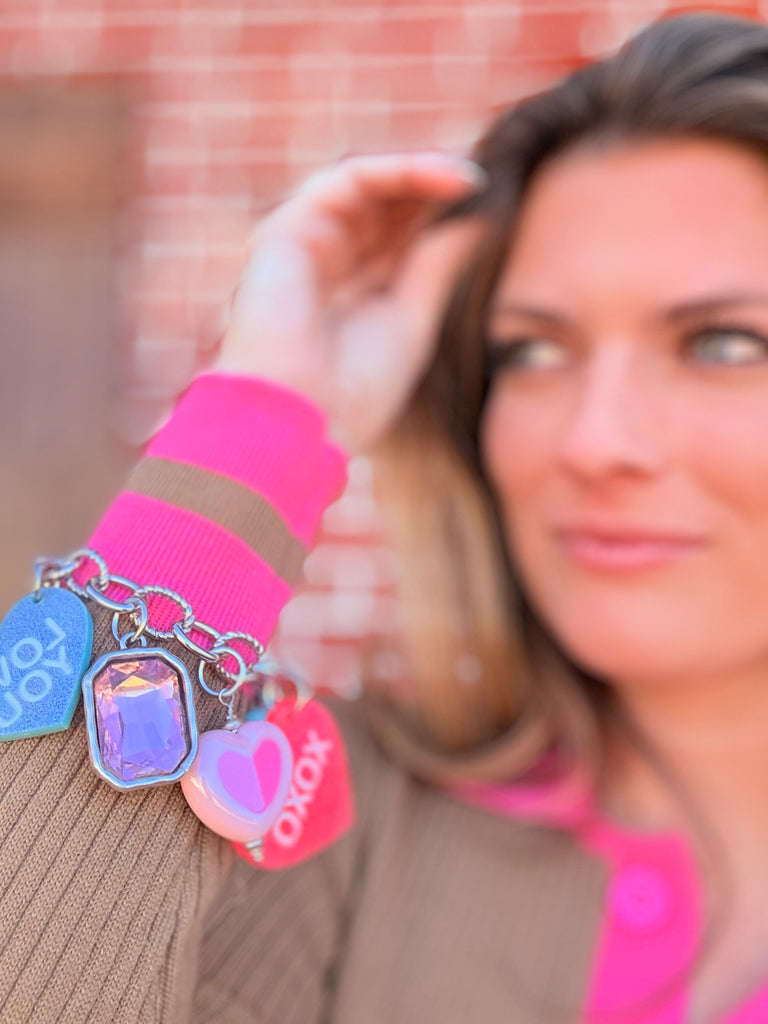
[448,764,768,1023]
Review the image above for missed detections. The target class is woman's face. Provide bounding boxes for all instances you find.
[481,136,768,686]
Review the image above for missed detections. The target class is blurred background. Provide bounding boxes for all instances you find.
[0,0,760,695]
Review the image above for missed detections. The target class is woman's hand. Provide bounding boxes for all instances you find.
[212,151,489,452]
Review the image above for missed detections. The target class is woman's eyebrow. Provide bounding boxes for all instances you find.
[488,301,573,327]
[491,294,768,327]
[660,293,768,323]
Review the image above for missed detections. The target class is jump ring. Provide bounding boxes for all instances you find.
[209,644,248,692]
[213,631,265,683]
[111,600,149,648]
[172,621,218,664]
[197,645,248,698]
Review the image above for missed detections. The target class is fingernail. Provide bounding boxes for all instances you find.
[454,162,489,190]
[416,153,489,189]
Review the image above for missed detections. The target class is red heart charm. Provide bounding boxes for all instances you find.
[181,720,293,842]
[233,698,355,870]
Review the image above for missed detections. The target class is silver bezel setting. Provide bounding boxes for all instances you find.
[81,646,198,791]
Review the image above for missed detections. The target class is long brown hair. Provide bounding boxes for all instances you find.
[363,10,768,798]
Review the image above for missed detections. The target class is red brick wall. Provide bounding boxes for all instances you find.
[0,0,762,693]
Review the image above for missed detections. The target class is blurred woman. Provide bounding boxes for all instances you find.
[3,10,768,1024]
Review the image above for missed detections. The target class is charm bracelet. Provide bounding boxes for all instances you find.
[0,547,303,855]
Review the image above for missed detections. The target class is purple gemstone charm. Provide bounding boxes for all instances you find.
[81,647,197,790]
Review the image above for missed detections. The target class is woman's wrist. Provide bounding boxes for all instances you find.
[209,346,352,451]
[211,330,330,414]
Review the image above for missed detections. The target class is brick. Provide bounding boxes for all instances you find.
[97,24,158,66]
[343,15,452,56]
[142,65,297,104]
[237,22,333,57]
[668,0,759,15]
[486,54,575,106]
[382,104,463,148]
[461,6,523,53]
[513,9,593,61]
[135,112,202,153]
[177,246,246,288]
[225,110,296,150]
[134,157,199,196]
[140,70,195,104]
[136,142,293,200]
[173,14,248,56]
[278,589,401,641]
[322,58,469,105]
[129,251,195,301]
[132,294,202,337]
[302,542,399,590]
[0,28,41,66]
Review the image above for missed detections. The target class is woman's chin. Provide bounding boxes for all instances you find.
[548,617,713,688]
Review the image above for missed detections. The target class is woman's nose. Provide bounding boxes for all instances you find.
[557,346,666,482]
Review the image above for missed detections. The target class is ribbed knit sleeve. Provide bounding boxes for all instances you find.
[88,370,348,639]
[0,371,361,1024]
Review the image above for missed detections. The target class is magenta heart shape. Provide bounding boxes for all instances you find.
[180,720,294,842]
[218,739,282,814]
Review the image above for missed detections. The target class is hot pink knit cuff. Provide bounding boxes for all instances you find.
[86,371,349,643]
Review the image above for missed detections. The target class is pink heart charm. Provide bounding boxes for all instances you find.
[180,721,293,842]
[218,738,282,813]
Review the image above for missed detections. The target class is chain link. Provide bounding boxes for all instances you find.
[84,582,139,615]
[215,630,265,681]
[134,585,195,640]
[172,622,218,664]
[59,549,109,599]
[35,547,265,701]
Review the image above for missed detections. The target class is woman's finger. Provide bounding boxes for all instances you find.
[288,151,487,221]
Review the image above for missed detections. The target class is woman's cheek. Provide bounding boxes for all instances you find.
[479,386,555,499]
[672,387,768,525]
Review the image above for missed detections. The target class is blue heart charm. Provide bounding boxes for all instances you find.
[0,588,93,740]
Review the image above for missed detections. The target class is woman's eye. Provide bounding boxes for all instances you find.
[486,337,569,374]
[687,327,768,366]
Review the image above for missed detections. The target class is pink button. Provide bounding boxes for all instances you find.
[609,863,675,935]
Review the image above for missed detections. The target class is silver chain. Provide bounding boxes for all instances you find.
[33,547,265,707]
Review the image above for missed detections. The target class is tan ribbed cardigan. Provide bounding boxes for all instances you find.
[0,600,608,1024]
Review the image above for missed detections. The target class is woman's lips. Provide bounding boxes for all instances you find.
[555,528,706,571]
